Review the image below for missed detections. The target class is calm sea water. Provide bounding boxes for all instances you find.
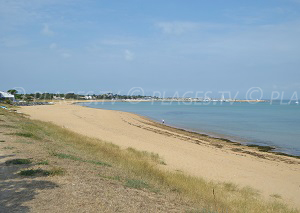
[79,101,300,156]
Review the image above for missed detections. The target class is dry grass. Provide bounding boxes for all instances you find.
[3,109,298,213]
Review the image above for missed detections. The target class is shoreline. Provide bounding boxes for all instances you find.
[124,111,300,164]
[76,101,300,159]
[150,121,300,159]
[19,101,300,208]
[128,115,300,159]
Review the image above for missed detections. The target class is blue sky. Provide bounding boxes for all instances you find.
[1,0,300,98]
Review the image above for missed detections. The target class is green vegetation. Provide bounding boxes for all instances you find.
[19,169,50,176]
[14,132,35,138]
[1,108,297,213]
[0,124,17,128]
[125,179,149,189]
[223,182,238,192]
[19,168,64,176]
[52,152,112,167]
[4,99,12,105]
[6,158,32,165]
[37,160,49,165]
[7,89,18,95]
[0,140,5,142]
[52,153,81,161]
[87,160,111,166]
[126,147,167,165]
[98,175,122,181]
[3,146,15,150]
[6,132,37,138]
[48,167,65,176]
[7,90,155,102]
[16,140,33,144]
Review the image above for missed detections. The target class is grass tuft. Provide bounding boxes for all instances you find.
[49,167,65,176]
[271,194,282,199]
[86,160,112,167]
[3,146,15,150]
[0,124,17,128]
[223,182,238,192]
[127,147,167,165]
[9,132,35,138]
[19,167,65,176]
[6,158,32,165]
[53,152,112,167]
[98,175,122,181]
[37,160,49,165]
[19,169,49,176]
[125,179,149,189]
[52,153,82,161]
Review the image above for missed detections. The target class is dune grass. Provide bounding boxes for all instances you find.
[2,109,298,213]
[52,152,112,167]
[6,132,36,138]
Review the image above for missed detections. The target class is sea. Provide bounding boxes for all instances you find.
[78,101,300,156]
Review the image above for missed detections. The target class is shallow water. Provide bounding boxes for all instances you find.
[79,101,300,156]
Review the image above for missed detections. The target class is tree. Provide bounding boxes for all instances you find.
[34,93,41,99]
[7,89,18,95]
[4,99,12,105]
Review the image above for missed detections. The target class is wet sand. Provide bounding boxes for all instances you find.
[20,102,300,208]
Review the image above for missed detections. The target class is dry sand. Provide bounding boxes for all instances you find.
[0,111,191,212]
[20,102,300,208]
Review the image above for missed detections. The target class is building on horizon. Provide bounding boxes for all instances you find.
[0,91,15,102]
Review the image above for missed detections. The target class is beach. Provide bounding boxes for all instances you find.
[20,101,300,208]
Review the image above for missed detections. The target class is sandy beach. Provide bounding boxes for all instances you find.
[20,102,300,208]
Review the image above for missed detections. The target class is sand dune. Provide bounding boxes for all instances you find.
[20,102,300,208]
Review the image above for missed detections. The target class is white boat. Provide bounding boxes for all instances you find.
[296,101,299,104]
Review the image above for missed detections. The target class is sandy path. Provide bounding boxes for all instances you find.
[20,103,300,208]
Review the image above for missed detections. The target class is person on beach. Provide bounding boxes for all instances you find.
[162,119,165,124]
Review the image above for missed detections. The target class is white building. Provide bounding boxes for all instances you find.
[0,91,15,101]
[84,95,93,100]
[53,96,65,100]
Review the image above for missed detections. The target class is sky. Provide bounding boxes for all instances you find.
[1,0,300,99]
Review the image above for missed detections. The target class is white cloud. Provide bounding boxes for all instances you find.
[155,21,229,35]
[49,42,57,49]
[61,53,71,58]
[156,21,198,34]
[124,50,134,61]
[41,24,54,36]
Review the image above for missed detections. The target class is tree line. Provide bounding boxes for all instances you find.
[6,90,154,101]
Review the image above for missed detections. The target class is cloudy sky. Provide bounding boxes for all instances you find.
[1,0,300,98]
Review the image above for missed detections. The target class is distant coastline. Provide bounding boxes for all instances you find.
[74,99,268,103]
